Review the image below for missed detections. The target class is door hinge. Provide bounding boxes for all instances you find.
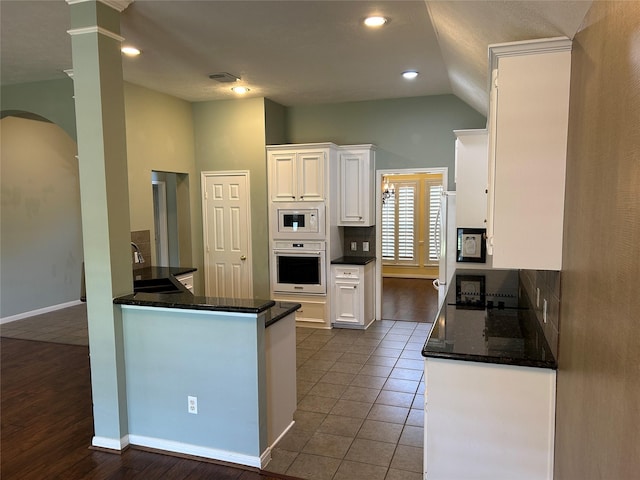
[204,191,208,200]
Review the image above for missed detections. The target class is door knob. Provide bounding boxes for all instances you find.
[240,255,247,261]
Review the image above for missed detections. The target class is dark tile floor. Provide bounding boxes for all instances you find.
[0,304,88,345]
[265,321,428,480]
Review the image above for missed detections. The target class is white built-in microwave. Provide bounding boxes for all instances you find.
[272,202,325,239]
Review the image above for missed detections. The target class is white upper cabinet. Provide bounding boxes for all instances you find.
[338,145,376,226]
[487,38,572,270]
[454,129,488,229]
[268,145,331,202]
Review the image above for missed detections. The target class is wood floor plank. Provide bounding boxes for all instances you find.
[1,337,300,480]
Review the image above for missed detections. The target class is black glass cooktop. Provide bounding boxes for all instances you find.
[422,269,556,369]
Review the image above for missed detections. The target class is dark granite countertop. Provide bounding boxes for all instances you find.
[422,269,557,369]
[265,301,302,327]
[331,256,376,265]
[132,266,197,282]
[114,294,299,327]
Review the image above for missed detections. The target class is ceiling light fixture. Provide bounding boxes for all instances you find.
[402,70,419,80]
[121,46,141,56]
[364,16,387,27]
[231,86,250,94]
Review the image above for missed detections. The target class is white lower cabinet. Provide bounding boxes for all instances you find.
[424,357,556,480]
[331,262,375,329]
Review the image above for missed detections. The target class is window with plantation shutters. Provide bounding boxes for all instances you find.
[382,182,417,264]
[382,174,444,269]
[427,182,444,264]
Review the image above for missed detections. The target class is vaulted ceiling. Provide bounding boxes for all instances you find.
[0,1,592,114]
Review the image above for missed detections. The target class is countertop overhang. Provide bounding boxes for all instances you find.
[331,256,376,265]
[114,292,300,327]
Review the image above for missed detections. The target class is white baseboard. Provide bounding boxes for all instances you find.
[128,434,265,468]
[270,420,295,450]
[1,300,83,325]
[92,434,129,451]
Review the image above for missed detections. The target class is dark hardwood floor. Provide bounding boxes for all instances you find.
[382,277,439,323]
[0,337,300,480]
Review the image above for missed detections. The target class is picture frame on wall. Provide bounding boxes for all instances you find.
[457,228,487,263]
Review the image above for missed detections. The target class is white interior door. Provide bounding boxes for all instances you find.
[202,172,252,298]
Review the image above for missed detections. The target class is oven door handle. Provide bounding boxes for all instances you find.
[274,251,322,255]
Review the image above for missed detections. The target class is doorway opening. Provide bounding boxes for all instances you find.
[151,171,192,267]
[375,168,447,322]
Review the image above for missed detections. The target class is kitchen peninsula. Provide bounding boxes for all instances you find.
[113,292,300,469]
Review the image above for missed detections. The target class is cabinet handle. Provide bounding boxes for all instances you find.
[353,285,357,289]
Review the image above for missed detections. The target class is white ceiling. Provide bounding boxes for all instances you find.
[0,1,592,115]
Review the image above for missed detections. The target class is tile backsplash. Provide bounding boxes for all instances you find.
[131,230,151,270]
[520,269,561,359]
[342,226,376,257]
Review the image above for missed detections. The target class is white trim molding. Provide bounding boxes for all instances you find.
[66,0,134,13]
[128,435,266,468]
[1,300,83,325]
[92,434,129,451]
[67,26,125,43]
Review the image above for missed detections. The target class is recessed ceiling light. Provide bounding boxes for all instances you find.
[402,70,419,80]
[231,86,250,94]
[121,46,141,56]
[364,16,387,27]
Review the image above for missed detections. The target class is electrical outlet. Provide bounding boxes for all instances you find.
[536,288,540,308]
[362,241,369,252]
[188,395,198,414]
[543,299,548,324]
[351,242,357,251]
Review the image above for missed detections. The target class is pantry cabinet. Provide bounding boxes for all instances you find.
[331,261,375,329]
[268,144,335,202]
[454,129,488,229]
[487,37,571,270]
[338,145,376,226]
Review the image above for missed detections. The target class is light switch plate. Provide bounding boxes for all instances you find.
[351,242,357,251]
[362,241,369,252]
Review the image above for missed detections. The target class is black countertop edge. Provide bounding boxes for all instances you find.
[265,302,301,328]
[331,256,376,265]
[132,266,197,281]
[114,292,275,314]
[422,349,557,370]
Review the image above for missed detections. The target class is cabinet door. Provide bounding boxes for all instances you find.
[487,42,571,270]
[340,152,365,224]
[455,130,488,229]
[334,281,361,324]
[339,149,374,226]
[297,151,325,201]
[270,152,297,202]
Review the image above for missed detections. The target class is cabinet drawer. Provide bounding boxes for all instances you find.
[333,266,361,279]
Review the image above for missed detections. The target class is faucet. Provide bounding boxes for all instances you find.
[131,242,145,264]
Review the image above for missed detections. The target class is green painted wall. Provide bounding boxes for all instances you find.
[0,116,82,318]
[0,78,77,140]
[124,83,198,279]
[286,94,486,190]
[192,97,271,299]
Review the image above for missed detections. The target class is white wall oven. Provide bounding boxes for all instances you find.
[271,241,326,294]
[272,202,325,239]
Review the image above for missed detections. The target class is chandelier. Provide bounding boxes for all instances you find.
[382,176,395,204]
